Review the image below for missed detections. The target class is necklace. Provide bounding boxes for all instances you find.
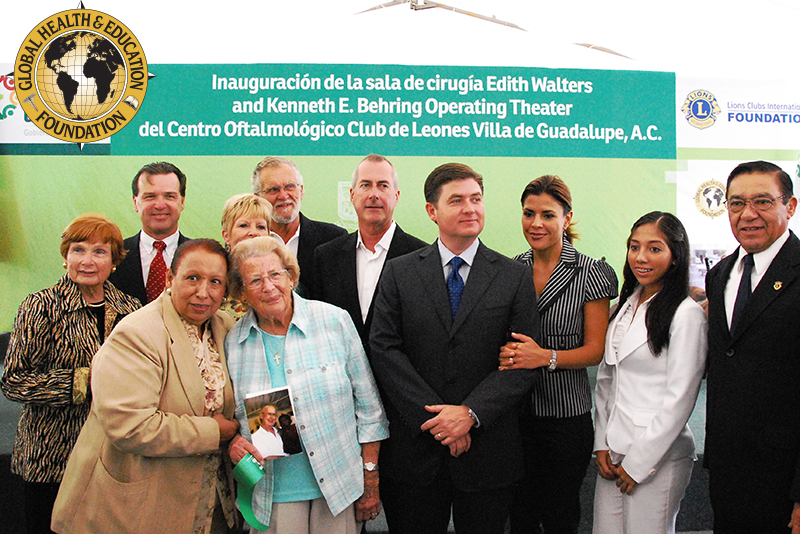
[263,333,286,365]
[86,299,105,308]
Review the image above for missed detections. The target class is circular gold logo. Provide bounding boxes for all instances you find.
[14,9,147,143]
[694,180,727,218]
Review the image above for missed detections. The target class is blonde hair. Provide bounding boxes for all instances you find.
[221,194,273,239]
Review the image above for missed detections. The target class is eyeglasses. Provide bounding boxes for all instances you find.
[725,195,786,213]
[259,183,299,195]
[244,269,289,290]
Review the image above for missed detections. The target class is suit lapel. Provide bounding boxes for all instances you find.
[364,227,411,331]
[451,243,499,335]
[709,251,737,343]
[730,235,800,343]
[537,243,579,314]
[340,233,364,329]
[416,244,454,332]
[160,293,206,417]
[615,301,649,362]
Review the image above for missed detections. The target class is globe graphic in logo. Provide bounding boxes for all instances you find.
[35,31,126,121]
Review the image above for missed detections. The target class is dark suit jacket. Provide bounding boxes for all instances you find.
[705,232,800,528]
[312,224,427,354]
[107,231,190,305]
[369,241,540,491]
[294,213,347,298]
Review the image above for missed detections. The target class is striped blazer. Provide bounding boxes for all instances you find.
[515,240,618,418]
[1,275,140,483]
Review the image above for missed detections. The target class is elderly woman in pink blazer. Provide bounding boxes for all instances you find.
[593,212,707,534]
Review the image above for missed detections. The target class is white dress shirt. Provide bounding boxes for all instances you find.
[356,221,396,323]
[271,224,300,258]
[139,230,180,285]
[437,238,479,285]
[724,229,790,329]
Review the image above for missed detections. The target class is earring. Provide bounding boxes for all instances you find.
[111,266,117,273]
[62,261,67,269]
[166,288,171,295]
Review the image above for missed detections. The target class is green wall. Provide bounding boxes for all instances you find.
[0,155,678,329]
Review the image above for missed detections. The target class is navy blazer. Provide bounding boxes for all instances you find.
[370,241,540,491]
[107,231,190,305]
[705,231,800,527]
[294,212,347,298]
[312,224,427,354]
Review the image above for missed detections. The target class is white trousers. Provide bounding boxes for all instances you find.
[251,498,358,534]
[592,456,694,534]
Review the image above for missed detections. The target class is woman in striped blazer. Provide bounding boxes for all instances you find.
[499,175,618,534]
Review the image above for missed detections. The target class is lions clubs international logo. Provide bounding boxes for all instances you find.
[695,180,727,218]
[681,89,721,130]
[14,6,148,144]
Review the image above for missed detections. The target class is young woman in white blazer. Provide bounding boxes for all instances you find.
[593,211,707,534]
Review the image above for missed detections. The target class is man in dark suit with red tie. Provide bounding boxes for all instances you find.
[705,160,800,534]
[312,154,427,357]
[108,162,190,305]
[370,163,540,534]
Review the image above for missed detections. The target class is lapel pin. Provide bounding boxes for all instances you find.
[774,281,783,291]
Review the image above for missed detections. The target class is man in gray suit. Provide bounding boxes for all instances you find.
[313,154,426,355]
[370,163,540,534]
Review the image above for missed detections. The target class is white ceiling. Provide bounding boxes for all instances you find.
[3,0,799,80]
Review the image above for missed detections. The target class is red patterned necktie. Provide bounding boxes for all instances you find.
[145,240,167,303]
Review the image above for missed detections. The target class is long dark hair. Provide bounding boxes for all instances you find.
[611,211,690,355]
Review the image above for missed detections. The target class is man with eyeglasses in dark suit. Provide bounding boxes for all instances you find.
[705,160,800,534]
[251,156,346,298]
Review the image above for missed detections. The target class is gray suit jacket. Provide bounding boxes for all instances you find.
[370,241,540,490]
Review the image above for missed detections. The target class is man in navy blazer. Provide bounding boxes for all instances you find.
[312,154,427,356]
[705,160,800,534]
[108,162,190,305]
[370,163,540,534]
[252,156,346,297]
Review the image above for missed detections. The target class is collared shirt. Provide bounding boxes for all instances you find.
[139,229,180,285]
[724,229,790,329]
[356,221,397,323]
[437,237,479,285]
[252,426,286,457]
[271,223,300,258]
[225,293,388,525]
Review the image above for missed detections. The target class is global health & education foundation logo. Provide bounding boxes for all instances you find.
[13,6,148,144]
[681,90,721,130]
[694,180,727,218]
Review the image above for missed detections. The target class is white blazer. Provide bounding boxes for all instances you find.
[593,290,707,484]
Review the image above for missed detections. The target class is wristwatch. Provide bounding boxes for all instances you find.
[547,349,558,372]
[363,462,378,472]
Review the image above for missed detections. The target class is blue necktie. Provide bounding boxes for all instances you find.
[448,257,465,318]
[730,253,754,335]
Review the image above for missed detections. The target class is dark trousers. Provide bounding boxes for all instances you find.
[381,461,513,534]
[510,412,594,534]
[709,467,795,534]
[23,480,60,534]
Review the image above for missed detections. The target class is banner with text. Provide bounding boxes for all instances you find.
[110,64,675,158]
